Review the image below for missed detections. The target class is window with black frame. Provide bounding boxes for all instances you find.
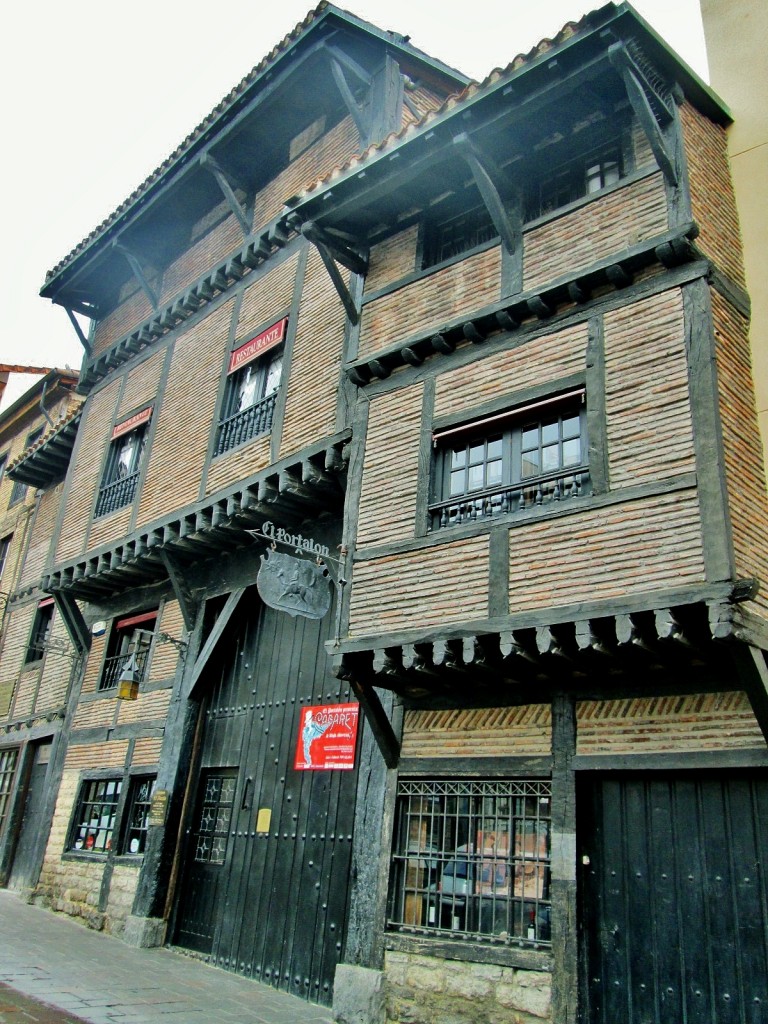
[8,428,43,508]
[98,610,157,691]
[388,779,552,946]
[215,318,287,457]
[68,777,122,853]
[25,599,54,664]
[0,748,19,839]
[421,200,498,270]
[527,134,628,221]
[95,407,152,518]
[429,390,588,531]
[121,775,156,854]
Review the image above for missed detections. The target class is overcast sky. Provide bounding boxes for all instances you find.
[1,0,710,406]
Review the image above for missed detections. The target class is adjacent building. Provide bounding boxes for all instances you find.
[0,4,766,1024]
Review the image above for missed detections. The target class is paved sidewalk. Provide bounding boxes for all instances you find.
[0,891,333,1024]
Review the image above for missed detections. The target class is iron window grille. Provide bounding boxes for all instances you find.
[95,420,149,518]
[389,779,552,946]
[121,775,156,855]
[0,748,19,838]
[8,429,43,508]
[25,599,54,664]
[429,391,588,531]
[216,347,283,456]
[68,777,122,854]
[98,611,157,691]
[421,200,498,270]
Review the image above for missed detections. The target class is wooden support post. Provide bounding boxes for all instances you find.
[113,240,159,311]
[52,591,91,656]
[184,587,245,697]
[349,677,400,769]
[159,550,198,632]
[550,692,578,1024]
[199,153,251,237]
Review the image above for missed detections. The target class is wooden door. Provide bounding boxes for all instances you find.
[7,740,52,892]
[579,772,768,1024]
[172,593,358,1005]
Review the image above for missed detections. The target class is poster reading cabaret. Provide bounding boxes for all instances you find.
[294,703,360,771]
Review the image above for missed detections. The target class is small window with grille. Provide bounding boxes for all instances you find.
[421,201,498,270]
[528,138,626,221]
[25,599,54,664]
[68,777,122,854]
[429,390,588,531]
[388,778,552,946]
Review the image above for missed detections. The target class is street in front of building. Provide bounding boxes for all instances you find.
[0,891,333,1024]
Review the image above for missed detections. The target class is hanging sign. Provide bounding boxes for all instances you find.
[256,549,331,620]
[294,703,360,771]
[228,318,288,374]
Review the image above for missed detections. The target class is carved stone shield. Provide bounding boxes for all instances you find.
[256,549,331,620]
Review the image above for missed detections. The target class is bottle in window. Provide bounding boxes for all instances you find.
[527,908,536,940]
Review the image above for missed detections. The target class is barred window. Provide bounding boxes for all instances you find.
[99,610,157,691]
[388,779,551,947]
[68,777,122,853]
[430,390,588,530]
[191,770,238,864]
[422,201,497,270]
[95,409,151,518]
[528,139,626,221]
[216,319,286,457]
[25,599,54,664]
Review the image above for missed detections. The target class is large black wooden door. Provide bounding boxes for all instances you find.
[173,593,358,1005]
[580,773,768,1024]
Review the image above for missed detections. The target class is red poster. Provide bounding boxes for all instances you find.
[228,318,287,374]
[294,703,359,771]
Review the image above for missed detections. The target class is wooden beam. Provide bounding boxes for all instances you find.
[159,549,197,632]
[301,221,367,275]
[330,58,367,140]
[52,591,92,657]
[731,644,768,746]
[112,240,159,311]
[609,44,678,187]
[65,307,91,356]
[185,587,245,697]
[453,132,520,255]
[550,693,578,1024]
[349,677,400,768]
[310,239,360,325]
[199,153,251,237]
[325,45,372,88]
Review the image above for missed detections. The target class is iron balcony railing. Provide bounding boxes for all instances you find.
[215,392,277,457]
[429,466,589,531]
[99,645,150,691]
[94,470,140,518]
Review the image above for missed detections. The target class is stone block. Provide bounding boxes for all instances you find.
[123,915,167,948]
[333,964,386,1024]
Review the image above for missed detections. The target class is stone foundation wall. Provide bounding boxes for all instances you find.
[384,951,551,1024]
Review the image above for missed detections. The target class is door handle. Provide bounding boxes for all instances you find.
[241,776,253,811]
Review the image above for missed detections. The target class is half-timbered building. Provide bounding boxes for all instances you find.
[14,3,768,1024]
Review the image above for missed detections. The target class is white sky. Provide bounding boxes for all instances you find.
[0,0,710,407]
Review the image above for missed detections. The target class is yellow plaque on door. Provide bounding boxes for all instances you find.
[256,808,272,833]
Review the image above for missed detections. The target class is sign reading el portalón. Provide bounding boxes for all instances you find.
[294,703,359,771]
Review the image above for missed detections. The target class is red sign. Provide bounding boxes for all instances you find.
[294,703,360,771]
[112,406,153,440]
[228,318,288,375]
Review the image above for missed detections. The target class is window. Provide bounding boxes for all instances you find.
[0,748,19,838]
[68,777,122,853]
[25,599,54,663]
[0,534,11,578]
[430,390,588,530]
[422,201,497,270]
[99,610,157,691]
[95,407,152,518]
[121,775,156,854]
[388,779,551,946]
[528,139,625,221]
[0,453,7,486]
[215,318,286,457]
[8,429,43,507]
[191,770,238,864]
